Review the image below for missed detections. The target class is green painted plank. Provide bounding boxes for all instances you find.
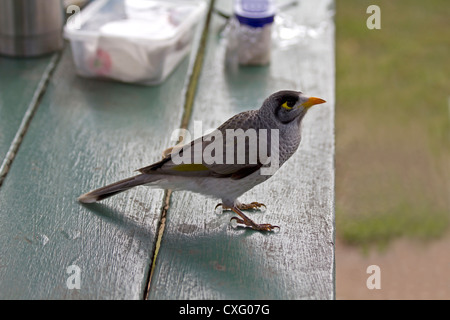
[0,54,57,169]
[0,45,194,299]
[148,0,335,299]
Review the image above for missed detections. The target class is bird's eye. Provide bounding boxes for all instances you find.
[281,99,296,110]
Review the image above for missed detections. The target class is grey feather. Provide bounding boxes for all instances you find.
[78,174,157,203]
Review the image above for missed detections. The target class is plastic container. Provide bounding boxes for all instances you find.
[233,0,276,65]
[64,0,206,85]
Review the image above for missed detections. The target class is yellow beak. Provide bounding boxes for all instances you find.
[302,97,326,109]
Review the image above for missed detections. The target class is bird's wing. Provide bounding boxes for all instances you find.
[138,110,268,179]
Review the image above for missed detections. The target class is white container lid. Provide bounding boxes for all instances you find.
[64,0,206,43]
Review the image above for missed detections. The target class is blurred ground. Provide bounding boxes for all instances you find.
[335,0,449,299]
[336,233,450,300]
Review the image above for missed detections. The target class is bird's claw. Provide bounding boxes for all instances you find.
[239,202,267,211]
[230,217,280,232]
[215,202,267,211]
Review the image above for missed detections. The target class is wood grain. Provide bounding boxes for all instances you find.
[0,54,57,173]
[0,0,334,299]
[0,47,193,299]
[148,0,335,299]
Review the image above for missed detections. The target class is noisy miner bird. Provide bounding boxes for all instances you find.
[78,90,326,231]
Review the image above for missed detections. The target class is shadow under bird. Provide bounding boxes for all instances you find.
[78,90,326,231]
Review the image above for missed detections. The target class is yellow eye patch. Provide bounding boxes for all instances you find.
[281,101,293,110]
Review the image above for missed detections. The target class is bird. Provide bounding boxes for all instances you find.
[78,90,326,231]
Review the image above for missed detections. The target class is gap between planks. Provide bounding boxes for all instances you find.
[143,0,216,299]
[0,52,62,187]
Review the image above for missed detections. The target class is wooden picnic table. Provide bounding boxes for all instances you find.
[0,0,335,300]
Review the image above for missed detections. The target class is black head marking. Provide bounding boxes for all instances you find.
[270,91,303,124]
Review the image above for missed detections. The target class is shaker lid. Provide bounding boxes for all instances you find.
[234,0,276,27]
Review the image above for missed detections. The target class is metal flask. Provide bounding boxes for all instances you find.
[0,0,63,57]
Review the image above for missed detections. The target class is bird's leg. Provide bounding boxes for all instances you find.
[215,202,266,211]
[230,206,279,232]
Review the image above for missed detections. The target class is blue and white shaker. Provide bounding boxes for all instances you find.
[233,0,276,65]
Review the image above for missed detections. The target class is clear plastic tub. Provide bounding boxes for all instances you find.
[64,0,206,85]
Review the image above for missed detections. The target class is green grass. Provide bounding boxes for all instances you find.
[337,205,449,251]
[335,0,450,248]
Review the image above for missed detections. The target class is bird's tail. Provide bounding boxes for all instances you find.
[78,174,153,203]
